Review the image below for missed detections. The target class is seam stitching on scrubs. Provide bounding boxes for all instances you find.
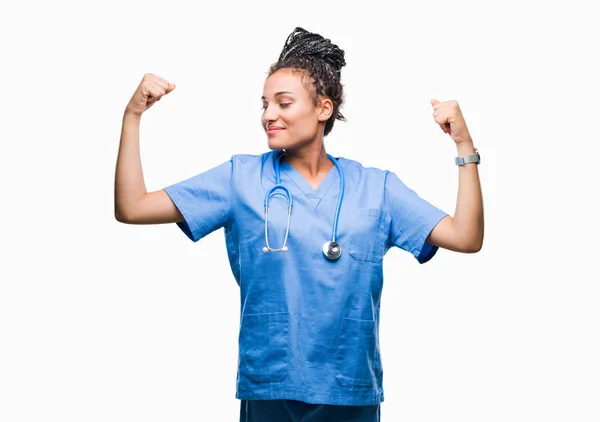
[226,156,237,231]
[383,170,395,249]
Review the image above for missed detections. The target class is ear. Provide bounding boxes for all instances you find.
[317,97,334,122]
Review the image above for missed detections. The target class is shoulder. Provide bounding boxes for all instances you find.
[231,151,273,163]
[225,151,278,175]
[230,151,276,166]
[337,156,392,183]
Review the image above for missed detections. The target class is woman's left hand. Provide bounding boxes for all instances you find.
[430,99,472,145]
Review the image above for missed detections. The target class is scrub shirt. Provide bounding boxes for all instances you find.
[163,150,448,406]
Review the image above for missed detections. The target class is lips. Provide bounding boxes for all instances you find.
[266,124,285,134]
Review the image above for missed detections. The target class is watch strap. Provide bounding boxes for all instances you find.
[455,149,480,166]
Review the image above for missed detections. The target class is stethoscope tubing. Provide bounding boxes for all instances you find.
[263,151,344,258]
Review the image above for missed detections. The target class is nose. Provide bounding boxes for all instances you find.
[262,104,278,128]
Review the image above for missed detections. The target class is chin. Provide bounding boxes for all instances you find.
[267,135,311,152]
[267,138,293,151]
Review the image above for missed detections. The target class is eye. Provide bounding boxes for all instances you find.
[261,103,291,110]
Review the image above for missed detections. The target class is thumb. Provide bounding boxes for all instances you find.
[166,83,176,94]
[430,99,440,107]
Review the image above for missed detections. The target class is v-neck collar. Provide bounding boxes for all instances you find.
[279,156,346,210]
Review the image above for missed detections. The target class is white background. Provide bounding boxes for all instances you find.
[1,0,599,421]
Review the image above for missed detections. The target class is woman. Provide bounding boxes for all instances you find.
[114,27,484,422]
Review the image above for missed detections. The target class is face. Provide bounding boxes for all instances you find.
[261,69,331,151]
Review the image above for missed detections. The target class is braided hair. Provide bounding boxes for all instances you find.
[268,27,346,136]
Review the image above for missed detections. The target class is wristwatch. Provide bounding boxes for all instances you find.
[455,148,480,166]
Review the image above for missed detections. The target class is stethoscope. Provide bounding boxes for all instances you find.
[262,152,345,260]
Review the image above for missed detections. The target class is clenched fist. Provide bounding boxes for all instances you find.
[430,99,472,145]
[125,73,176,118]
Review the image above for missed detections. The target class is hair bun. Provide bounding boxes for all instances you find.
[278,27,346,72]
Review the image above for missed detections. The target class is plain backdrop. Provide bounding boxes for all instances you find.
[1,0,599,421]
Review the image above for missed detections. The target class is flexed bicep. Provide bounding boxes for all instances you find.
[115,189,183,225]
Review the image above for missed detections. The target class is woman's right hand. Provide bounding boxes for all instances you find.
[125,73,176,118]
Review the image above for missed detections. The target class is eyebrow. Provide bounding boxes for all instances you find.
[261,91,295,100]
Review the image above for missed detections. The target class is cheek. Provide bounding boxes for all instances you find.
[290,108,318,129]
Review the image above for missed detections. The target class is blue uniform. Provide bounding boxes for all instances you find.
[163,151,448,407]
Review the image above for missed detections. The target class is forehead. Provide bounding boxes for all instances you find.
[263,69,310,98]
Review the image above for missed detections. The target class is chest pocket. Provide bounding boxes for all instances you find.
[347,208,388,263]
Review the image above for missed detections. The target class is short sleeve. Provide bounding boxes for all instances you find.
[163,158,234,242]
[385,171,449,264]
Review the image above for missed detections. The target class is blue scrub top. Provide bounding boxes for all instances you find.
[163,151,448,406]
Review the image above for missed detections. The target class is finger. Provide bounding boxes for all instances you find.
[430,99,442,110]
[433,110,450,133]
[143,84,160,100]
[156,78,175,94]
[149,82,166,98]
[432,109,447,124]
[146,93,160,105]
[437,122,452,134]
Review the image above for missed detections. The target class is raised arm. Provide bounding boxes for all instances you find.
[426,99,484,253]
[114,73,182,225]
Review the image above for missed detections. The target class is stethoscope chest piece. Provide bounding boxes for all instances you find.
[322,241,341,260]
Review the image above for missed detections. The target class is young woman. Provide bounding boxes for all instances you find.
[114,27,484,422]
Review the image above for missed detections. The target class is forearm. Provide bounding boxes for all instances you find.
[453,139,484,250]
[114,112,147,221]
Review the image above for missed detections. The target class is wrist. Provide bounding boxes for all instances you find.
[123,110,142,123]
[456,140,475,156]
[455,143,480,166]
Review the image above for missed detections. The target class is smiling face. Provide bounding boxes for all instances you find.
[261,69,332,151]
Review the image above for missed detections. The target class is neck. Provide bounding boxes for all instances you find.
[283,141,332,179]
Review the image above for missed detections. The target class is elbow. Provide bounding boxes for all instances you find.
[464,237,483,253]
[114,207,131,224]
[114,210,126,223]
[466,243,482,253]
